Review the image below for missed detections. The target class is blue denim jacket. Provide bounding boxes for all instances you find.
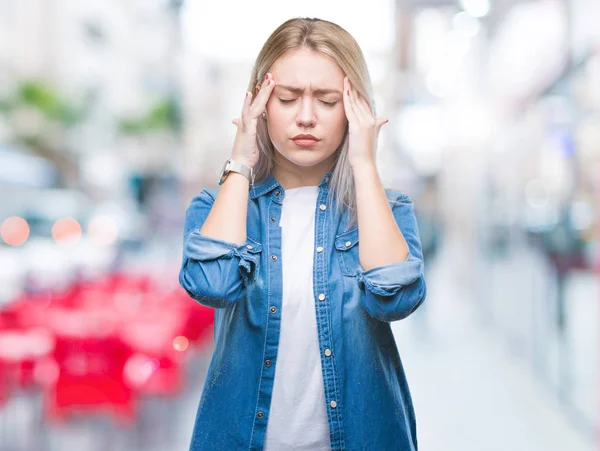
[179,170,426,451]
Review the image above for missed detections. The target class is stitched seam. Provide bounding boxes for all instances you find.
[334,226,358,239]
[248,197,272,450]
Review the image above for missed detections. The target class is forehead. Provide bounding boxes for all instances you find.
[269,48,345,92]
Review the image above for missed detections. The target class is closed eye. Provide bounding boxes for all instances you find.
[278,99,337,107]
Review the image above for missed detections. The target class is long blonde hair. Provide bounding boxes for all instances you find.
[248,17,378,228]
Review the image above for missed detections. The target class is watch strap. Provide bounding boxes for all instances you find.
[219,158,254,186]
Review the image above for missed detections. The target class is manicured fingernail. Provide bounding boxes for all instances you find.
[347,90,350,95]
[264,74,269,80]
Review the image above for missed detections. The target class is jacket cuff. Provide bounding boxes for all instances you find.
[357,253,423,297]
[184,230,262,285]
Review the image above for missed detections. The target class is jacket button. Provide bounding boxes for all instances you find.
[246,244,253,249]
[271,255,278,261]
[256,411,264,419]
[270,306,277,313]
[316,246,323,253]
[270,217,276,222]
[265,360,271,367]
[345,241,352,247]
[275,190,281,196]
[329,400,337,408]
[319,204,327,211]
[318,293,325,301]
[324,349,332,357]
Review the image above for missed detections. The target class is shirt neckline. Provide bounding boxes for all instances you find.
[285,185,319,192]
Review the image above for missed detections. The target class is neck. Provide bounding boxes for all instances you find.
[271,154,335,190]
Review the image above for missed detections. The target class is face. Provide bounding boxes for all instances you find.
[257,48,348,172]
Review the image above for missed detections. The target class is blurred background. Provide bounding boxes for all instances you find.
[0,0,598,450]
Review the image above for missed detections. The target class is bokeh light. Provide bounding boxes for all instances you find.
[0,216,30,246]
[173,336,189,352]
[52,218,82,244]
[87,215,119,246]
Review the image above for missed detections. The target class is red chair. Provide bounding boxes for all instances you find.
[44,310,136,425]
[119,307,188,397]
[0,327,55,390]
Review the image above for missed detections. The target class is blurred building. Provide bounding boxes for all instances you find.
[0,0,184,198]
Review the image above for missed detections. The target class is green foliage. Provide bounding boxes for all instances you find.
[0,80,84,126]
[17,81,83,126]
[0,99,10,113]
[119,98,180,134]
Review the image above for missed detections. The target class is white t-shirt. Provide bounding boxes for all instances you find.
[264,185,332,451]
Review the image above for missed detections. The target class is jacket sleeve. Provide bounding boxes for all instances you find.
[356,193,427,322]
[178,189,261,309]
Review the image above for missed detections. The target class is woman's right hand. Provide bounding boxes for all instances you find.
[231,72,276,169]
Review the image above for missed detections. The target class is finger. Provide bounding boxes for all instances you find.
[376,117,389,136]
[251,74,275,117]
[347,79,368,123]
[241,91,252,131]
[241,91,251,117]
[356,94,374,123]
[349,82,371,123]
[343,77,358,123]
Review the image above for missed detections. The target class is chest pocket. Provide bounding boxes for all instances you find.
[334,227,360,277]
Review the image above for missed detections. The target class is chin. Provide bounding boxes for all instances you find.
[284,150,331,167]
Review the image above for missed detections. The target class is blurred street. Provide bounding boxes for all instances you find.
[393,237,596,451]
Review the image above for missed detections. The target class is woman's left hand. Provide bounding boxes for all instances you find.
[342,76,389,169]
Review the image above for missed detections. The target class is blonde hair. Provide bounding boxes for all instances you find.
[247,17,378,228]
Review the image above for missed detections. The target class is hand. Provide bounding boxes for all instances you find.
[231,73,276,168]
[342,76,388,169]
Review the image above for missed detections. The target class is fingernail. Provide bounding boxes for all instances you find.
[264,74,269,80]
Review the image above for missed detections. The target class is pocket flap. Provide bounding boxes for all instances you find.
[334,228,359,251]
[244,236,262,253]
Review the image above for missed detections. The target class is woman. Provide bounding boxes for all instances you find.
[180,17,426,451]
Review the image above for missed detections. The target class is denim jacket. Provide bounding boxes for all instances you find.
[179,170,427,451]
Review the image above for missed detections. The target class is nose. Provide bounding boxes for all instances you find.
[296,98,316,128]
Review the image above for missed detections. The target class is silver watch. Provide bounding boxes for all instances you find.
[218,158,254,186]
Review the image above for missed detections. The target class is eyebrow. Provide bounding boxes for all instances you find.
[276,85,342,96]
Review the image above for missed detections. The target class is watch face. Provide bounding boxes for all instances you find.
[218,159,232,185]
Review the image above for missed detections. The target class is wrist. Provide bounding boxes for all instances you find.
[230,155,255,169]
[350,159,377,175]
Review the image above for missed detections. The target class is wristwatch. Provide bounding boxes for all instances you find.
[218,158,254,186]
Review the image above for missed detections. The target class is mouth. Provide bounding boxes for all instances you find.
[292,138,320,147]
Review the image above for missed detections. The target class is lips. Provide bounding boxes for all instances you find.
[292,138,319,147]
[292,134,319,141]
